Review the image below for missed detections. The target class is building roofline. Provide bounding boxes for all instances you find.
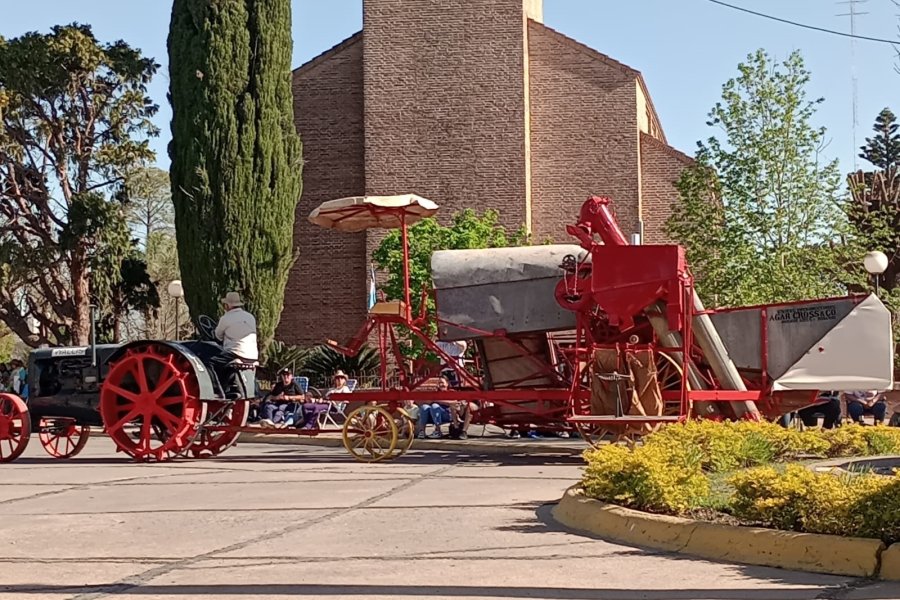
[640,131,693,165]
[292,31,363,76]
[527,19,667,144]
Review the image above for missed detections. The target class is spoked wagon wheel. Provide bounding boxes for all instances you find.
[100,342,205,462]
[38,418,90,459]
[342,405,398,463]
[0,393,30,463]
[656,351,688,417]
[574,422,611,449]
[188,400,250,459]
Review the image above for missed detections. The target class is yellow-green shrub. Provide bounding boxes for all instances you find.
[643,419,828,472]
[582,443,709,514]
[819,424,900,458]
[730,466,900,542]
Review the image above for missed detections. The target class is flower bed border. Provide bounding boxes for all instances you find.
[554,485,899,579]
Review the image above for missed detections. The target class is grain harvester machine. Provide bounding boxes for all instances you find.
[554,195,894,437]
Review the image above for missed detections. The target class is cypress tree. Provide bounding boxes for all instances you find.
[859,108,900,170]
[167,0,302,349]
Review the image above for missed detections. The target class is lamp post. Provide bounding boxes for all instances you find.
[863,251,888,295]
[166,280,184,340]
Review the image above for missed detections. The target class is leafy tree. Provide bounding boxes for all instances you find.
[125,166,173,247]
[666,49,853,307]
[168,0,303,350]
[373,209,528,320]
[859,108,900,171]
[0,24,159,346]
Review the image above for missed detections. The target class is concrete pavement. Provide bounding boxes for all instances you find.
[1,438,898,600]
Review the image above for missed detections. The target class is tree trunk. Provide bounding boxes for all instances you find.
[70,251,92,346]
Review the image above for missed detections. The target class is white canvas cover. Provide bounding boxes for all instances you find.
[309,194,439,232]
[772,294,894,391]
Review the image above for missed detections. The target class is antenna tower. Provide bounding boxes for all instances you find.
[837,0,868,170]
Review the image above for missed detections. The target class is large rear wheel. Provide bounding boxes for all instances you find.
[0,394,30,463]
[100,343,204,462]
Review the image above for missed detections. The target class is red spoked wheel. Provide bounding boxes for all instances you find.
[100,343,204,462]
[0,394,30,463]
[188,400,250,459]
[38,418,90,459]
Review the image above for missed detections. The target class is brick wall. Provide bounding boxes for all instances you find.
[361,0,531,243]
[528,21,641,243]
[639,132,692,244]
[277,35,367,347]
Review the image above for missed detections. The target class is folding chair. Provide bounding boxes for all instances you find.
[318,378,355,428]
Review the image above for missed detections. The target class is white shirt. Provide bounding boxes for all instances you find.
[215,308,258,360]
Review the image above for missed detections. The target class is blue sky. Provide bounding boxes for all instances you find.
[3,0,899,176]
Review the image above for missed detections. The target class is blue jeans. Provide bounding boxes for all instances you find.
[417,403,451,430]
[848,400,887,424]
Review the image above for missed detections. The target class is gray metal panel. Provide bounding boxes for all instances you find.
[710,298,858,380]
[708,310,762,371]
[431,245,589,289]
[432,245,587,341]
[436,278,577,341]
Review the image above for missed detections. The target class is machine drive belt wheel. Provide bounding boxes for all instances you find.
[99,342,206,462]
[0,393,31,463]
[341,405,399,462]
[38,418,90,459]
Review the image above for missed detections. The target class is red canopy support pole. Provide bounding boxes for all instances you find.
[401,214,412,322]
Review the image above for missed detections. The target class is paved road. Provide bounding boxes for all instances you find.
[1,439,897,600]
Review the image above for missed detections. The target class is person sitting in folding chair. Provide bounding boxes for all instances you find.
[319,370,352,426]
[258,368,304,427]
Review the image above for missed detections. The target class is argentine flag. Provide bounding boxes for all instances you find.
[368,265,377,310]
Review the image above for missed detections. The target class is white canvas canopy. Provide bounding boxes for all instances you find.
[308,194,439,232]
[772,294,894,392]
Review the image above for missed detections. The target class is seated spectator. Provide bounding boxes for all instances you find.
[417,375,453,439]
[844,390,887,425]
[780,391,842,430]
[449,399,478,440]
[259,367,304,427]
[326,370,352,397]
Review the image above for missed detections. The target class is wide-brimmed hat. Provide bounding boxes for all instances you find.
[221,291,244,307]
[333,370,348,379]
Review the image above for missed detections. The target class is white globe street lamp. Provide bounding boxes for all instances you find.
[167,280,184,340]
[863,251,888,294]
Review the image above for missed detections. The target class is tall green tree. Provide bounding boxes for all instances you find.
[859,108,900,171]
[168,0,303,349]
[0,24,159,346]
[667,49,853,307]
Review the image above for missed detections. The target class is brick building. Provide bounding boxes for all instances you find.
[278,0,692,346]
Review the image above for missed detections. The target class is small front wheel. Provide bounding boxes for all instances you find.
[341,405,398,463]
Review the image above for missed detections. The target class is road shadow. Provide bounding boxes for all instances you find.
[2,582,887,599]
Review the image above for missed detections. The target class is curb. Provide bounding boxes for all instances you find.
[552,486,887,578]
[238,432,586,456]
[883,544,900,581]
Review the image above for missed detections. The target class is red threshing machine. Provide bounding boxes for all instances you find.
[314,193,894,452]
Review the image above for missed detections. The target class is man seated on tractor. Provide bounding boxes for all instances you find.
[259,368,305,427]
[214,291,258,400]
[844,390,888,425]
